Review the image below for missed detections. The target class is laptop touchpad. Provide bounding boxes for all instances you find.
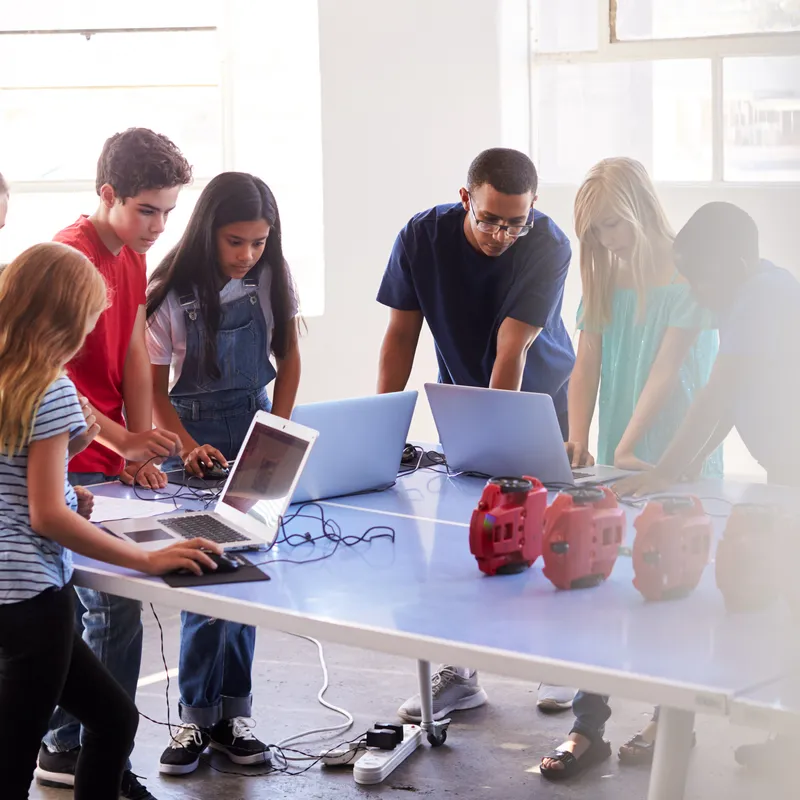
[117,527,175,544]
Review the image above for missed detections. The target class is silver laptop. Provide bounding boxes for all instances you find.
[104,411,318,551]
[424,383,631,486]
[290,391,417,503]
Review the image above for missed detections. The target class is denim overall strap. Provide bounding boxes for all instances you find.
[171,276,276,404]
[169,276,276,456]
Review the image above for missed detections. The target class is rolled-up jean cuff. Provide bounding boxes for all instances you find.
[179,702,222,729]
[179,695,253,728]
[222,694,253,720]
[570,721,605,744]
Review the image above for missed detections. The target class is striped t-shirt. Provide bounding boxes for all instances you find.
[0,376,86,604]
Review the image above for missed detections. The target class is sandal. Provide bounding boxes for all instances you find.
[540,737,612,782]
[618,730,696,765]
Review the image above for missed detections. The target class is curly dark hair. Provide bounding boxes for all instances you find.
[467,147,538,196]
[96,128,192,200]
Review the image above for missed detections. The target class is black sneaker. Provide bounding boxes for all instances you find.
[209,717,270,765]
[34,744,79,788]
[159,723,211,775]
[121,770,157,800]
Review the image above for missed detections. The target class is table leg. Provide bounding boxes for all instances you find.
[646,706,696,800]
[417,659,449,746]
[417,660,434,728]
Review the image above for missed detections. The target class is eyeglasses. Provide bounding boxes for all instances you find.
[468,194,533,238]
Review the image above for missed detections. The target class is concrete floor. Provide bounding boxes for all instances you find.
[30,607,797,800]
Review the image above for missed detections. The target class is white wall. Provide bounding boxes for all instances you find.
[300,0,528,440]
[304,0,800,479]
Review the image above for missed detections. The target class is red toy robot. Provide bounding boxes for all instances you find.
[632,495,712,602]
[469,476,547,575]
[542,486,625,590]
[715,503,780,613]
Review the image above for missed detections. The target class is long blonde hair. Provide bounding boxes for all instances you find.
[575,157,674,331]
[0,243,108,456]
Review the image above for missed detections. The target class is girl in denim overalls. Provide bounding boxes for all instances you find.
[146,172,301,775]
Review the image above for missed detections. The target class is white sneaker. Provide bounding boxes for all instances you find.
[397,666,488,723]
[537,684,576,711]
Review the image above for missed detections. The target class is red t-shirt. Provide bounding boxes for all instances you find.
[55,216,147,476]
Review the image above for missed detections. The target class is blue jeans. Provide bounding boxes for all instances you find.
[44,472,142,769]
[572,693,660,742]
[571,692,613,742]
[178,614,256,727]
[171,390,268,726]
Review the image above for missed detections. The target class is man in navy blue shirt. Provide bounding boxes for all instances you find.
[378,148,575,725]
[376,147,575,436]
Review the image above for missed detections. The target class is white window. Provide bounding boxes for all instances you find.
[0,0,324,316]
[616,0,800,40]
[530,0,800,183]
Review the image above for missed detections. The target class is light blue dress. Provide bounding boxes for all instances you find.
[578,282,723,476]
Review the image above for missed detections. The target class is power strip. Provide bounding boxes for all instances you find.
[320,724,423,784]
[354,724,423,785]
[320,741,367,767]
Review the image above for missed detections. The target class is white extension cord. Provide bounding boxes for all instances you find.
[271,634,356,763]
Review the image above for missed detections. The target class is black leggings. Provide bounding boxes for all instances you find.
[0,583,139,799]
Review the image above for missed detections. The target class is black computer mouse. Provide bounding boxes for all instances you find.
[401,444,418,465]
[175,551,241,576]
[201,552,240,574]
[199,457,230,481]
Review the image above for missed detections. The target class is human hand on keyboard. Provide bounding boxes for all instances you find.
[141,538,223,576]
[565,441,595,468]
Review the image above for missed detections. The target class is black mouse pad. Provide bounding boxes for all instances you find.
[160,553,270,588]
[165,469,226,491]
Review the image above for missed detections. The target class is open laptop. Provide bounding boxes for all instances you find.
[424,383,631,486]
[104,411,318,551]
[290,391,417,503]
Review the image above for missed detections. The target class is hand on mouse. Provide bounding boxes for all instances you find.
[142,538,223,576]
[183,444,228,478]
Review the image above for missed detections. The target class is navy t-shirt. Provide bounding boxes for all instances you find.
[718,261,800,482]
[377,203,575,418]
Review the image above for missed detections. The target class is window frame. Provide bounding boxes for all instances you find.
[529,0,800,184]
[0,22,231,195]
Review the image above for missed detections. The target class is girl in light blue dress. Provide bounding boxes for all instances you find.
[566,157,722,475]
[540,158,721,782]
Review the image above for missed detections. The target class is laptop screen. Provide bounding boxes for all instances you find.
[220,421,311,529]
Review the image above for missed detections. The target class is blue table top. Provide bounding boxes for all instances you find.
[731,674,800,734]
[74,470,800,713]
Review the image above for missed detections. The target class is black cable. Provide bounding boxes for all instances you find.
[129,457,222,510]
[609,489,734,519]
[144,605,370,779]
[397,446,455,479]
[250,503,396,568]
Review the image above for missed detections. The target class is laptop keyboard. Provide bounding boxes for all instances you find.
[572,470,592,480]
[160,515,249,544]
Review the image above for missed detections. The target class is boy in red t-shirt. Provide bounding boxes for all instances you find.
[37,128,191,800]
